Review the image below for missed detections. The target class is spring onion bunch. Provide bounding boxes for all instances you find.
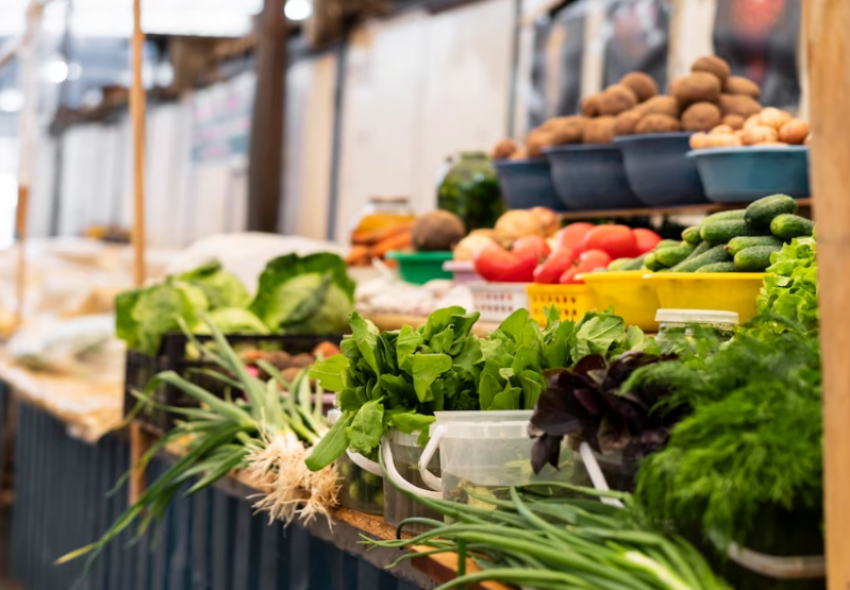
[368,477,730,590]
[59,317,334,567]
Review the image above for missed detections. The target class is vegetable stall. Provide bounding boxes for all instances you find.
[2,1,850,590]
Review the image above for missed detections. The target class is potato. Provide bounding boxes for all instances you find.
[614,110,643,136]
[635,114,681,134]
[454,233,496,261]
[526,129,554,157]
[490,138,517,160]
[547,116,587,145]
[681,102,722,131]
[704,133,742,148]
[530,207,560,237]
[290,353,316,369]
[495,210,546,243]
[724,76,761,100]
[583,116,617,144]
[759,141,788,146]
[636,95,680,118]
[710,124,734,135]
[598,84,638,116]
[413,210,466,251]
[743,115,761,131]
[620,72,659,102]
[718,94,761,118]
[757,107,792,130]
[509,148,529,161]
[581,94,602,117]
[672,72,721,107]
[722,114,746,130]
[778,119,809,145]
[742,125,778,146]
[691,56,731,84]
[689,132,708,150]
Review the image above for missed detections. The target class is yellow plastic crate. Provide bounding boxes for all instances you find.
[582,271,660,332]
[647,272,765,322]
[526,284,596,325]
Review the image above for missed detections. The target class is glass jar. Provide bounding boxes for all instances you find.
[353,196,416,236]
[437,152,504,231]
[654,309,739,353]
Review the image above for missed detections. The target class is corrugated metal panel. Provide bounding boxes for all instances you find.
[6,395,433,590]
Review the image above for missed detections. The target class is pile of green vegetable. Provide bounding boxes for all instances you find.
[369,479,731,590]
[117,253,355,355]
[306,305,648,471]
[758,235,818,332]
[611,194,814,273]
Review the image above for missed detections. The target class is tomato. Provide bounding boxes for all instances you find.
[474,244,537,283]
[575,249,612,272]
[632,228,662,255]
[513,235,551,262]
[533,247,575,284]
[581,225,638,259]
[559,267,583,284]
[556,223,595,254]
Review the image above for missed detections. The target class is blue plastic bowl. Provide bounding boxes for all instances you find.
[614,132,708,206]
[687,146,810,203]
[544,144,643,210]
[492,158,565,210]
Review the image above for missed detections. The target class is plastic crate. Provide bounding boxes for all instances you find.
[469,283,530,323]
[526,284,596,325]
[125,333,343,435]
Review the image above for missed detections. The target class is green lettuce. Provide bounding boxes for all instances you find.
[249,253,355,335]
[177,260,250,310]
[757,235,818,332]
[191,307,269,335]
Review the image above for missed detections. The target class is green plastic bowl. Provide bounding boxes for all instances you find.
[386,251,454,285]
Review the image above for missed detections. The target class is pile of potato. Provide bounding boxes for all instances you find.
[689,106,809,148]
[491,55,805,160]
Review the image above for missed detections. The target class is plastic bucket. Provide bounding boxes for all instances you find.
[492,158,565,211]
[381,429,443,533]
[648,273,765,322]
[328,410,384,515]
[687,146,810,203]
[386,251,453,285]
[544,144,643,210]
[581,271,660,332]
[614,133,708,206]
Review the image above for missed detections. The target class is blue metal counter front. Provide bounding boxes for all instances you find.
[5,389,432,590]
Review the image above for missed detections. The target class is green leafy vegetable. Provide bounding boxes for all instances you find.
[191,307,269,335]
[757,235,818,333]
[178,260,250,309]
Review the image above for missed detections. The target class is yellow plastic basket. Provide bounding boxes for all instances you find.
[581,271,660,332]
[526,284,596,325]
[647,273,765,322]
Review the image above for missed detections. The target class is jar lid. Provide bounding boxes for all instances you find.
[655,309,739,325]
[369,195,409,204]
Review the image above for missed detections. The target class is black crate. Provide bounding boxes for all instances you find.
[124,333,344,435]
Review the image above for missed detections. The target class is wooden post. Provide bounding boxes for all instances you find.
[247,0,287,232]
[129,0,150,505]
[805,1,850,588]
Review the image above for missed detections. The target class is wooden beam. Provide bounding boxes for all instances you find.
[805,2,850,589]
[247,0,287,232]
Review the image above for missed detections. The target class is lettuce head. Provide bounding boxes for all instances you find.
[177,260,250,310]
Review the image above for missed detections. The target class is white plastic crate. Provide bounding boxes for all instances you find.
[469,282,530,323]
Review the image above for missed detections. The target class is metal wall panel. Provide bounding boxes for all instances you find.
[6,396,432,590]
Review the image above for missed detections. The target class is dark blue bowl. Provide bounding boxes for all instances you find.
[492,158,566,211]
[544,144,643,210]
[687,146,810,203]
[614,132,708,206]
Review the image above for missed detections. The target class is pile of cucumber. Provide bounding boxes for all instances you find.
[617,195,813,273]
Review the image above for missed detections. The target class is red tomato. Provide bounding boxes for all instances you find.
[474,244,537,283]
[581,225,638,259]
[533,247,575,284]
[556,223,595,254]
[632,228,662,255]
[513,235,551,262]
[575,249,612,272]
[559,267,583,284]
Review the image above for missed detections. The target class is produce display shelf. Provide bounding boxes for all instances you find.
[557,198,812,220]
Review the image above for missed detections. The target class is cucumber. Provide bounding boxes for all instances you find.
[770,214,815,240]
[734,245,783,272]
[725,236,783,256]
[696,262,737,273]
[700,218,761,244]
[703,209,746,223]
[656,239,681,250]
[655,243,696,267]
[744,194,798,228]
[624,253,649,271]
[608,258,635,271]
[644,252,664,272]
[684,240,712,260]
[682,226,703,245]
[671,244,731,272]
